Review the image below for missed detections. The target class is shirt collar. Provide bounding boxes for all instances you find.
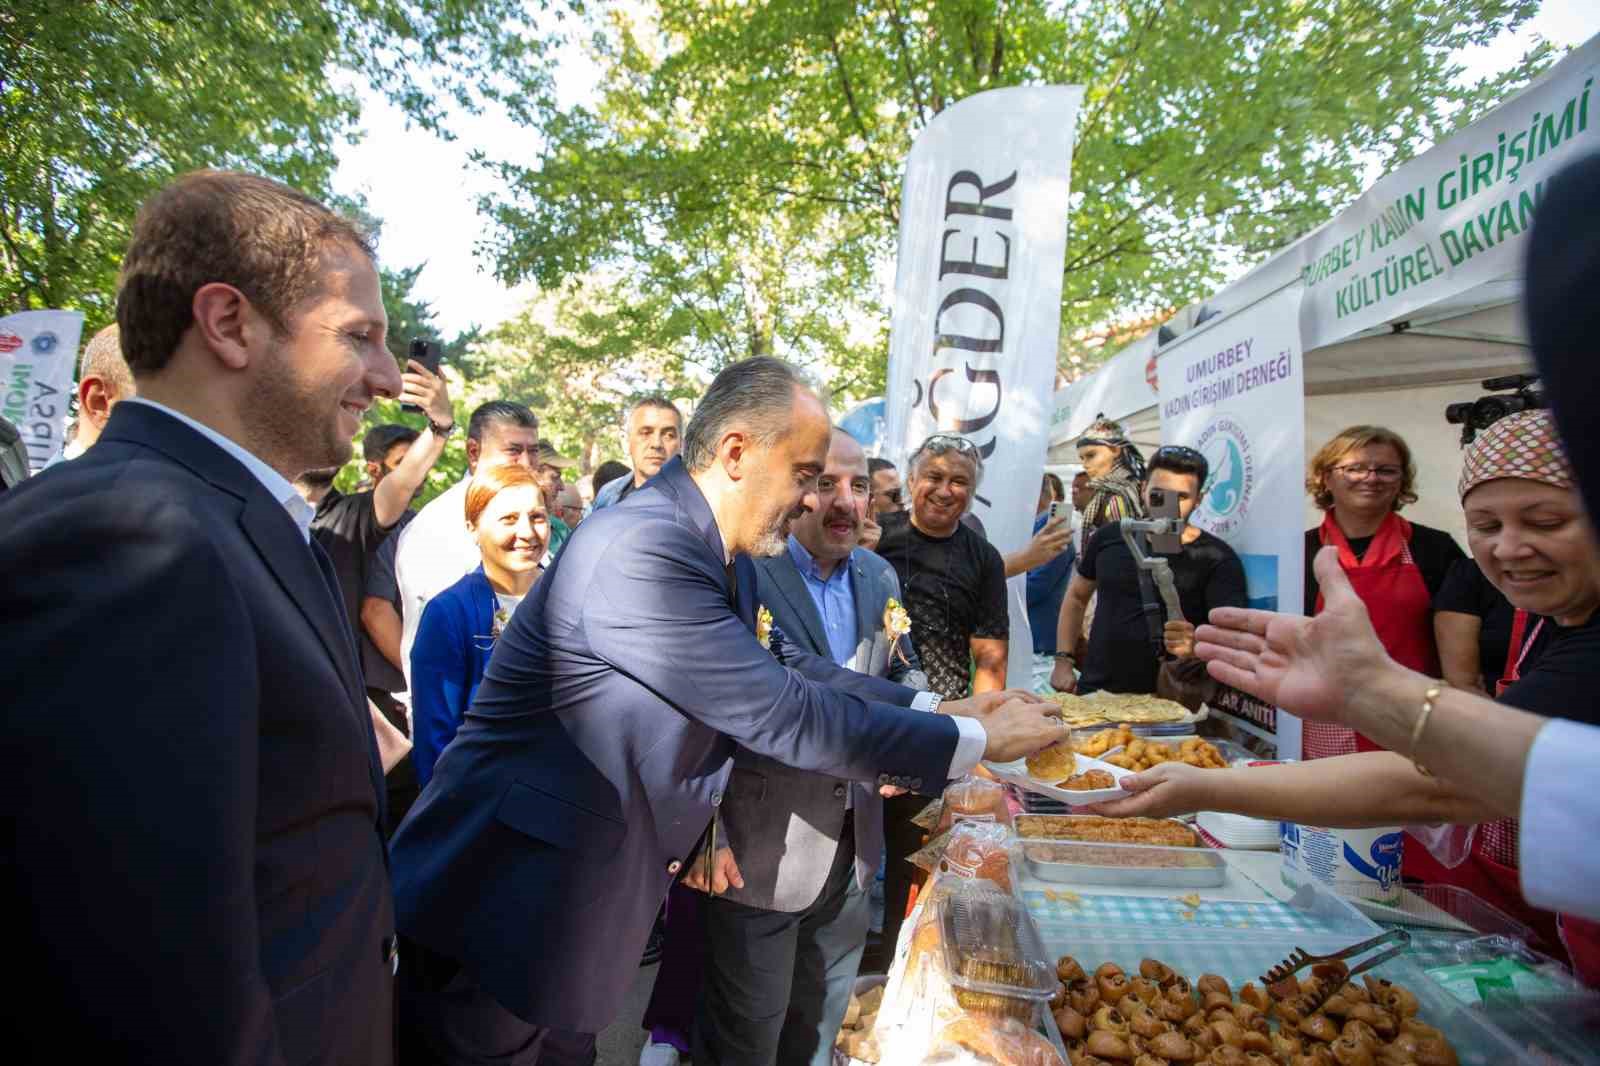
[787,534,849,583]
[125,398,313,542]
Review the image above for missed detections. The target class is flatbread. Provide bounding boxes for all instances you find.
[1043,690,1190,725]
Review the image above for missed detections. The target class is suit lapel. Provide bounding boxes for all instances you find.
[240,494,367,715]
[850,552,882,667]
[762,553,830,656]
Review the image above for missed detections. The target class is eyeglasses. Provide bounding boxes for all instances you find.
[1333,463,1404,482]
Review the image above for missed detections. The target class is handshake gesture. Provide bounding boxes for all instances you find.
[941,689,1070,764]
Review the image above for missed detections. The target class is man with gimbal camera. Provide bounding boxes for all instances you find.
[1050,445,1248,696]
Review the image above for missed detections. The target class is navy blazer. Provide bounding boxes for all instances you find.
[410,566,498,788]
[0,402,393,1065]
[390,457,961,1033]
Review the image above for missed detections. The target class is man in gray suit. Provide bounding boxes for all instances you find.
[689,428,926,1066]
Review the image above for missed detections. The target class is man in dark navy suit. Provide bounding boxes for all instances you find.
[391,357,1068,1064]
[0,170,402,1064]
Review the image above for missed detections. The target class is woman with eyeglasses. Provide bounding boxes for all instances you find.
[410,463,550,788]
[1302,425,1465,759]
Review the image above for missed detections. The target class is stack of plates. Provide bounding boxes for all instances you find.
[1197,810,1280,850]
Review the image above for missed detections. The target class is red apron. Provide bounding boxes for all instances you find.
[1403,609,1575,968]
[1303,512,1437,759]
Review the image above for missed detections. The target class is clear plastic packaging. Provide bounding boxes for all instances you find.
[938,821,1017,894]
[921,1016,1065,1065]
[938,775,1014,831]
[937,881,1058,1021]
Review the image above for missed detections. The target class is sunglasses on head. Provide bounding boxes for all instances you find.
[1151,445,1205,465]
[923,433,982,458]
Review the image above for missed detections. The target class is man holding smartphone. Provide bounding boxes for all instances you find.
[1051,446,1248,695]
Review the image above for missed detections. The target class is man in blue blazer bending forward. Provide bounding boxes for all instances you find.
[391,357,1066,1064]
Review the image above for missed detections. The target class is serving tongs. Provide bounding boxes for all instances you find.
[1260,928,1412,1013]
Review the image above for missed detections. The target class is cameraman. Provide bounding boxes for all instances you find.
[1051,446,1247,695]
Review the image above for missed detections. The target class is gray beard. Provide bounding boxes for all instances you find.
[749,520,790,558]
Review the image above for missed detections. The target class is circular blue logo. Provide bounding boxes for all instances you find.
[1194,416,1255,536]
[31,331,59,355]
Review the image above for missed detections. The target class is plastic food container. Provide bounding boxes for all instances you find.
[938,774,1014,830]
[936,881,1057,1021]
[1014,814,1227,888]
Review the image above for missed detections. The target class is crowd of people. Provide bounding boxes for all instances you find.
[2,155,1600,1066]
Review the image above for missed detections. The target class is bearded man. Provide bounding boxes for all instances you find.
[390,356,1068,1065]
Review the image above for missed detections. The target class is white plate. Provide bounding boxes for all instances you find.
[983,752,1132,806]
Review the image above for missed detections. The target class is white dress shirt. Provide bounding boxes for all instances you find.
[124,398,313,541]
[1518,717,1600,921]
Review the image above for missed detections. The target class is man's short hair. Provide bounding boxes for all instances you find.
[79,324,134,395]
[626,395,682,431]
[467,400,538,444]
[1149,444,1210,491]
[592,459,630,492]
[116,170,376,376]
[682,357,811,473]
[867,457,896,476]
[363,424,419,464]
[907,434,984,484]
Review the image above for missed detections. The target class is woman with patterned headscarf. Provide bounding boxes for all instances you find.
[1085,409,1600,978]
[1074,415,1147,552]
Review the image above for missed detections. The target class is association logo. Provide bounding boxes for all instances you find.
[1194,415,1255,536]
[31,331,59,355]
[0,332,21,354]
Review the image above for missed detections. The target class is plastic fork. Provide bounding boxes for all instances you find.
[1260,928,1412,1010]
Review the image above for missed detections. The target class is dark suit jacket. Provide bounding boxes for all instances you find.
[390,457,961,1034]
[718,547,930,910]
[0,402,394,1065]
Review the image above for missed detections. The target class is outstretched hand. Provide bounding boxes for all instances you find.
[1196,547,1392,724]
[1077,762,1212,820]
[941,689,1049,718]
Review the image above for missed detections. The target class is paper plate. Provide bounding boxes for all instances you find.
[983,752,1133,806]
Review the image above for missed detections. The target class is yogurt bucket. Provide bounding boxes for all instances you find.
[1280,822,1404,904]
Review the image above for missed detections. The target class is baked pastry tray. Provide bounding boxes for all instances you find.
[1014,814,1226,889]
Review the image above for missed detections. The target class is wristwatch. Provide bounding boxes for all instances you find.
[428,418,455,437]
[1052,652,1076,662]
[927,693,944,714]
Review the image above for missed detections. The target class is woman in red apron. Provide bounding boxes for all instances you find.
[1301,426,1464,759]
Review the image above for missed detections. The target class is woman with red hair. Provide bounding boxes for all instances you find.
[410,463,551,787]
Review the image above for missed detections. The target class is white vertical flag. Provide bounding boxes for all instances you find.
[0,310,84,473]
[884,86,1084,688]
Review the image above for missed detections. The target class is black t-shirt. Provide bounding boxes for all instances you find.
[1077,523,1249,696]
[311,489,409,685]
[873,511,1009,700]
[1498,611,1600,727]
[361,526,410,694]
[1433,557,1553,689]
[1303,521,1464,616]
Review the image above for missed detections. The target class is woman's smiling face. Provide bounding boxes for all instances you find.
[1465,478,1600,624]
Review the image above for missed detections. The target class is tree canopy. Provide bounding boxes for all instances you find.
[478,0,1550,388]
[0,0,549,323]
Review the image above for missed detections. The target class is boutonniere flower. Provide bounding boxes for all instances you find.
[491,605,512,641]
[884,598,912,665]
[756,605,774,651]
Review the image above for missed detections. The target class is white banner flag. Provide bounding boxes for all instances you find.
[1298,36,1599,348]
[1157,286,1306,756]
[884,85,1084,688]
[0,310,83,474]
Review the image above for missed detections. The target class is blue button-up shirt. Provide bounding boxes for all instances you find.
[788,535,858,666]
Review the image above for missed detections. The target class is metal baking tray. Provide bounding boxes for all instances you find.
[1015,814,1226,888]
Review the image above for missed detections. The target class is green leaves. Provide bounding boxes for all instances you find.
[477,0,1547,382]
[0,0,546,327]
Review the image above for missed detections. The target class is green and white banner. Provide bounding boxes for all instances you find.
[1299,35,1599,348]
[1,310,83,473]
